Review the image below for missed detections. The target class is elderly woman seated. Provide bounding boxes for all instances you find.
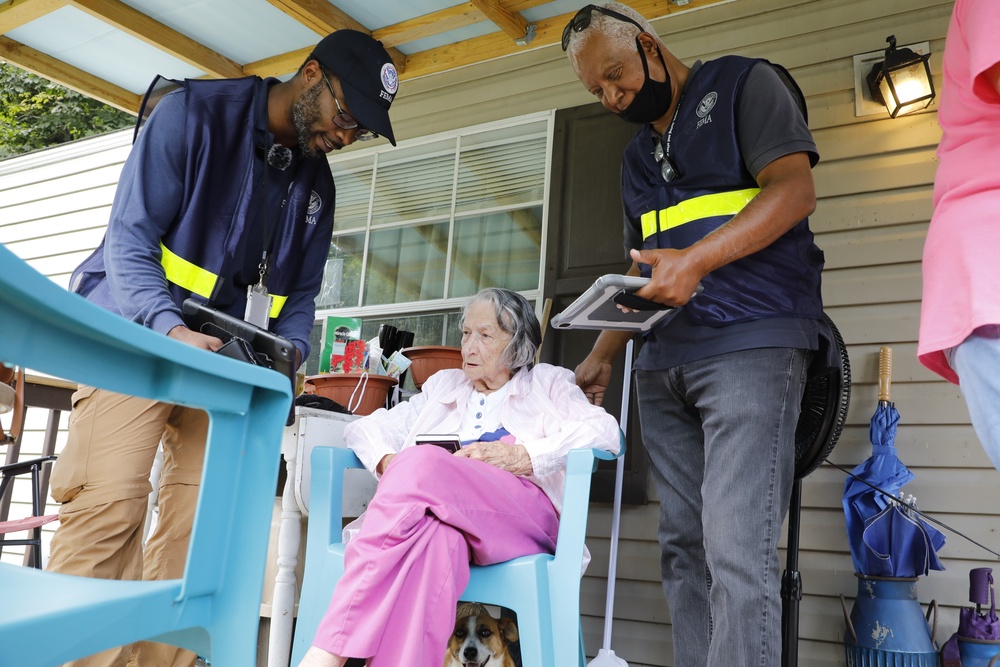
[299,287,621,667]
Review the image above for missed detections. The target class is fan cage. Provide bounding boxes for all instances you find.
[794,313,852,480]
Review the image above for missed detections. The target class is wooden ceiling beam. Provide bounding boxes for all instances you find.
[243,47,312,80]
[68,0,244,78]
[402,0,733,81]
[0,35,139,113]
[372,0,549,49]
[468,0,531,43]
[263,0,406,72]
[0,0,68,34]
[372,3,481,48]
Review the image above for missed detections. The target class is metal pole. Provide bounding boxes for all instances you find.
[781,478,803,667]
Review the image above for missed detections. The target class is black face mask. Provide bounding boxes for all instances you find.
[618,38,673,125]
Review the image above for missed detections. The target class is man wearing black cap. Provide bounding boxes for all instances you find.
[45,30,398,667]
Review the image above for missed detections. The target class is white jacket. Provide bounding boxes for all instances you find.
[344,363,621,515]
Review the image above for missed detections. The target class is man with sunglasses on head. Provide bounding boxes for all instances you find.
[564,4,824,666]
[46,29,398,667]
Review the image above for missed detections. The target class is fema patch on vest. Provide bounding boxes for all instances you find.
[306,191,322,224]
[696,91,717,129]
[380,63,398,103]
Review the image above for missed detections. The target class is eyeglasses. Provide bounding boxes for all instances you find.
[561,4,645,51]
[653,137,679,183]
[321,72,377,141]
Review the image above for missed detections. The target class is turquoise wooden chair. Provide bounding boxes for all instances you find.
[0,243,291,666]
[291,432,625,667]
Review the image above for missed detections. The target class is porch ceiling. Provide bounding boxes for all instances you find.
[0,0,731,114]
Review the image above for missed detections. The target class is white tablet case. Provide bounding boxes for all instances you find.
[550,274,681,332]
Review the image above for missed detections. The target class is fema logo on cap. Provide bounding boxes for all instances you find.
[381,63,398,96]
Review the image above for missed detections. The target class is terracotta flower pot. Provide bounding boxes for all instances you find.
[401,346,464,389]
[305,373,397,416]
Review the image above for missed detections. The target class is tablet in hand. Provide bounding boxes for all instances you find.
[414,434,461,453]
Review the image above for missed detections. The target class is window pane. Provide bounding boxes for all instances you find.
[358,312,457,391]
[329,155,374,231]
[449,206,543,297]
[371,140,456,224]
[305,319,324,375]
[359,313,450,348]
[456,134,546,213]
[363,222,449,305]
[316,232,365,309]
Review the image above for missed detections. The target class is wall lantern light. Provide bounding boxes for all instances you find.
[866,35,936,118]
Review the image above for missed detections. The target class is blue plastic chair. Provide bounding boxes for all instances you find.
[0,243,292,666]
[291,432,625,667]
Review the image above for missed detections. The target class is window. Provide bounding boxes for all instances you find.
[306,112,553,375]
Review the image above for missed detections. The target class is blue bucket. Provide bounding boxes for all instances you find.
[958,637,1000,666]
[842,574,940,667]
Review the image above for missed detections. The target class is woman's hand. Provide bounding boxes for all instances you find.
[375,453,396,475]
[455,442,534,476]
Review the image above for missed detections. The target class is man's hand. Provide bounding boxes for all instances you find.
[575,356,613,406]
[167,325,224,352]
[455,441,533,476]
[629,247,704,308]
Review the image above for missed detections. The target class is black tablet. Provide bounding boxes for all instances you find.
[551,275,692,332]
[182,299,297,420]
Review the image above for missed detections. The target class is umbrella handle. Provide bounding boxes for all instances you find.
[878,346,892,403]
[989,656,1000,667]
[925,598,938,644]
[840,594,858,644]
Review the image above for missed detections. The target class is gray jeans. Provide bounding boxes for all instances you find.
[636,347,810,667]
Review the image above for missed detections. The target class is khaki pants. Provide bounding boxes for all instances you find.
[47,387,208,667]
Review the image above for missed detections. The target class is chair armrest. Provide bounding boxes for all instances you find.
[592,430,627,467]
[0,456,57,476]
[0,244,292,603]
[307,447,366,550]
[550,447,598,574]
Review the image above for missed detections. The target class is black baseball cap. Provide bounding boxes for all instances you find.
[311,30,398,146]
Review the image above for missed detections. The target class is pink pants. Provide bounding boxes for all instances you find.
[312,445,560,667]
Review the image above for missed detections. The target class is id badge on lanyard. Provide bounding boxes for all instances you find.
[245,260,272,329]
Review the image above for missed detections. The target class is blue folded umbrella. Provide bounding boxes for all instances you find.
[842,401,946,577]
[861,499,946,577]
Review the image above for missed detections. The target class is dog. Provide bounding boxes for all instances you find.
[443,602,519,667]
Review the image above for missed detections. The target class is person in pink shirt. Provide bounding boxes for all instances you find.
[919,0,1000,470]
[297,287,621,667]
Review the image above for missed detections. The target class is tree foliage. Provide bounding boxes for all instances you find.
[0,63,134,159]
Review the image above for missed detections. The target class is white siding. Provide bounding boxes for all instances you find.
[0,132,129,564]
[0,130,131,287]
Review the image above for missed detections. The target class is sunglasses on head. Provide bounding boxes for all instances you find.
[321,71,377,141]
[561,4,645,51]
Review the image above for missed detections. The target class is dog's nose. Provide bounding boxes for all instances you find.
[463,646,479,661]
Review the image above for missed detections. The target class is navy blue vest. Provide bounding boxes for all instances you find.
[160,77,334,320]
[621,56,824,326]
[72,77,335,322]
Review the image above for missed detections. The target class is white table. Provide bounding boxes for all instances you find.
[265,407,377,667]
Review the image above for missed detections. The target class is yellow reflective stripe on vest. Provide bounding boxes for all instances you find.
[160,242,288,318]
[641,210,658,242]
[640,188,761,240]
[160,242,218,299]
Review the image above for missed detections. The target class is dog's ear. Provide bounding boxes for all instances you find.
[498,617,519,643]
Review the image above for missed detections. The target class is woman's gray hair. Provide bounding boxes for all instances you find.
[565,3,658,68]
[461,288,542,373]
